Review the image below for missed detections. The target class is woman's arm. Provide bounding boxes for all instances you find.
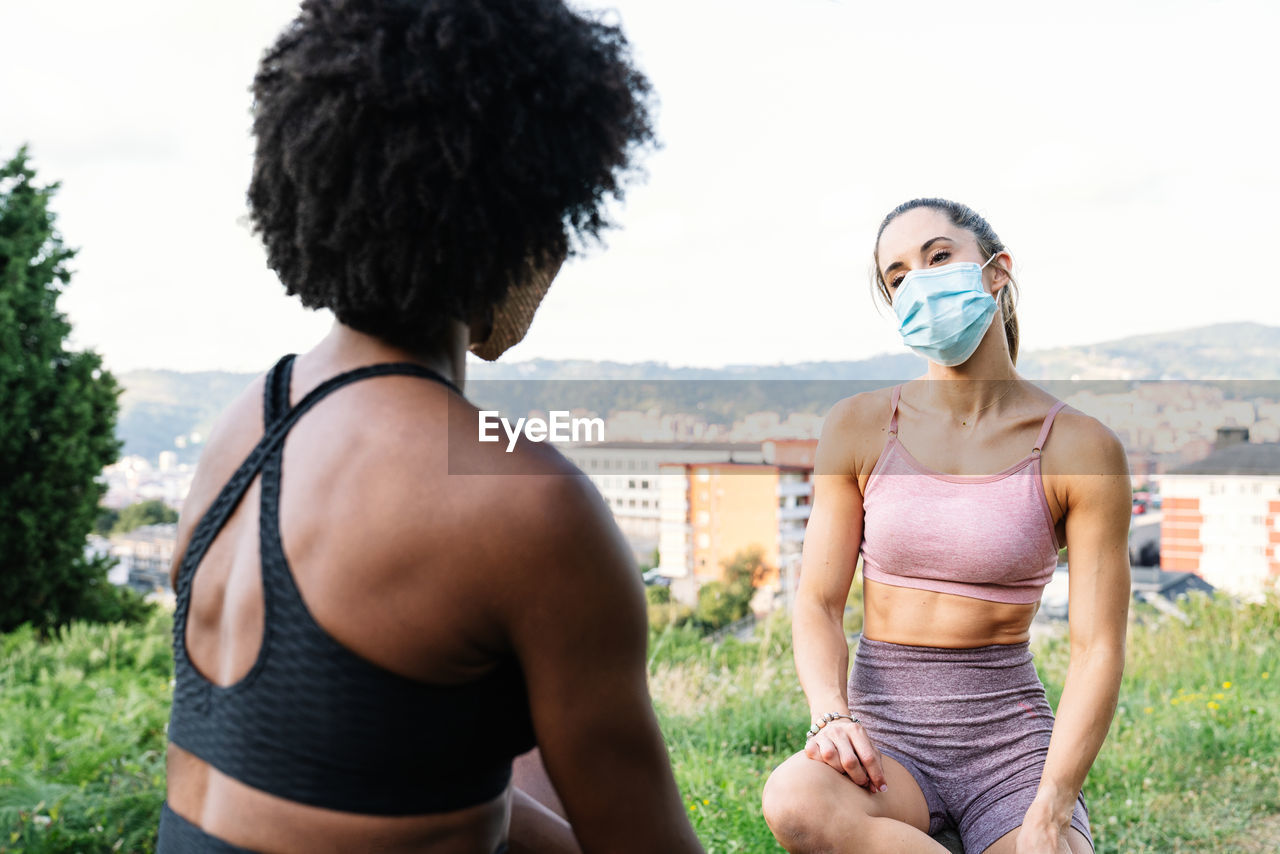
[1021,423,1131,848]
[499,472,704,854]
[792,397,889,792]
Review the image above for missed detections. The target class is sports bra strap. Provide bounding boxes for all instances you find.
[888,384,902,435]
[1033,400,1068,454]
[263,354,297,427]
[174,360,462,596]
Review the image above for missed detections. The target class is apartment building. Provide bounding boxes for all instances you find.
[1156,426,1280,598]
[656,461,813,605]
[560,442,766,561]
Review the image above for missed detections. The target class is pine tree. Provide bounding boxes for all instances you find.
[0,145,125,632]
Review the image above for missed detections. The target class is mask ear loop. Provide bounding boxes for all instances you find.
[980,250,1008,295]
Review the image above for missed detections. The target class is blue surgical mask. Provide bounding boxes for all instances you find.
[892,254,1000,367]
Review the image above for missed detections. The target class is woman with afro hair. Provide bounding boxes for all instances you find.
[159,1,704,852]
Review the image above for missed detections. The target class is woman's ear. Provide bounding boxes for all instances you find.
[988,251,1014,292]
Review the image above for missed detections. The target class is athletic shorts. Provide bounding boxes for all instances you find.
[847,636,1093,854]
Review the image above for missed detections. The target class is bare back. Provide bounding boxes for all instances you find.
[165,350,704,854]
[166,354,542,852]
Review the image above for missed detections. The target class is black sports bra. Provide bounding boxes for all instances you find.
[166,354,537,819]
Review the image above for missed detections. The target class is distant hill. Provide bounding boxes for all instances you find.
[115,322,1280,463]
[116,370,258,464]
[1017,322,1280,382]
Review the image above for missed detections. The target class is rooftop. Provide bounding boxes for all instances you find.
[1166,441,1280,476]
[562,441,763,452]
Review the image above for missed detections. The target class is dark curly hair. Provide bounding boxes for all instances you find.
[247,0,657,350]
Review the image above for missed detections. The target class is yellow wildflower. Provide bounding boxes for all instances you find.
[1207,701,1220,711]
[1143,707,1154,714]
[1213,693,1225,700]
[702,799,709,806]
[1222,681,1232,689]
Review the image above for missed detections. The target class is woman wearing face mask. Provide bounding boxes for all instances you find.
[159,2,705,853]
[761,198,1131,854]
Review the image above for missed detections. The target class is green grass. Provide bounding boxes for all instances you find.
[2,593,1277,853]
[0,612,172,854]
[654,592,1280,854]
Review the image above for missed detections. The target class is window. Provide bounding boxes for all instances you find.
[628,479,636,489]
[641,480,650,489]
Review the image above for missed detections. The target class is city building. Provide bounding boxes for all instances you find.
[1156,426,1280,598]
[108,523,178,595]
[560,441,767,562]
[656,460,813,607]
[101,455,197,511]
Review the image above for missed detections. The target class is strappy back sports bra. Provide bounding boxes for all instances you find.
[162,355,536,849]
[859,383,1066,605]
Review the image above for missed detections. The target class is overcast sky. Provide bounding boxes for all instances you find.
[2,0,1277,374]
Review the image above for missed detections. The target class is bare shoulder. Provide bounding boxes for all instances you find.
[822,387,893,435]
[817,387,896,477]
[457,437,645,650]
[367,393,630,584]
[482,439,630,580]
[1044,403,1128,476]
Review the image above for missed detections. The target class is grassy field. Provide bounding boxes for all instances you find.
[654,591,1280,854]
[0,615,171,853]
[1,592,1277,853]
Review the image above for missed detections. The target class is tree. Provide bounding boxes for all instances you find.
[94,506,120,537]
[721,545,770,604]
[111,500,178,535]
[0,145,125,633]
[693,545,772,630]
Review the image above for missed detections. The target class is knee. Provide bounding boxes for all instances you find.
[762,763,827,852]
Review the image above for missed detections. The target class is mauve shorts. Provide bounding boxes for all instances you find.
[847,636,1093,854]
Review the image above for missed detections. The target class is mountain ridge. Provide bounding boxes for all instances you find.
[114,322,1280,462]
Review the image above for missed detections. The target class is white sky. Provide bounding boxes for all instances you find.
[2,0,1277,373]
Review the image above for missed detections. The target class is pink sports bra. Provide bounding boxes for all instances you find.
[859,384,1066,605]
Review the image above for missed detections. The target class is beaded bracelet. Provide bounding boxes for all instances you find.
[805,711,859,740]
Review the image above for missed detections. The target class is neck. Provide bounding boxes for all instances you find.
[920,322,1020,420]
[308,319,469,391]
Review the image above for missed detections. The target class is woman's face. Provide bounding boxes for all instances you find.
[876,207,999,301]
